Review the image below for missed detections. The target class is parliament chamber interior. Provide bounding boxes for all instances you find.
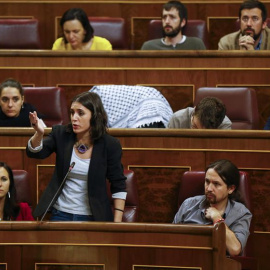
[0,0,270,270]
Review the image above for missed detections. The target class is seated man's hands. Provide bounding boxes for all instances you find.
[205,207,223,223]
[239,35,255,50]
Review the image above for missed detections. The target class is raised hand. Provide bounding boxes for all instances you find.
[29,111,44,135]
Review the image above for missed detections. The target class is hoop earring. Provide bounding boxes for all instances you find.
[8,192,10,198]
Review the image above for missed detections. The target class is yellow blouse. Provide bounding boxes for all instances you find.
[52,36,112,50]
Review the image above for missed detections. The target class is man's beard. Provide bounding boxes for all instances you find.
[242,27,262,41]
[163,23,182,38]
[205,192,217,204]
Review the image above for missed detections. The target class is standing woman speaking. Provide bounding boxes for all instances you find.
[26,92,126,222]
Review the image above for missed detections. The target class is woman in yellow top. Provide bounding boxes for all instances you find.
[52,8,112,51]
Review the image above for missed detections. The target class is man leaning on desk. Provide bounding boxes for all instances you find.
[218,0,270,50]
[167,97,232,129]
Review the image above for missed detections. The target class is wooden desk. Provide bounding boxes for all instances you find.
[1,50,270,128]
[0,221,240,270]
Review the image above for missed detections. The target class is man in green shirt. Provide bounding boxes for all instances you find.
[141,1,206,50]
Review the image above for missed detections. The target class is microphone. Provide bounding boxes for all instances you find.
[40,162,75,222]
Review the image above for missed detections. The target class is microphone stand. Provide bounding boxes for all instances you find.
[40,162,75,222]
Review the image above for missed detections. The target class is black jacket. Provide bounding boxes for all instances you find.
[26,125,126,221]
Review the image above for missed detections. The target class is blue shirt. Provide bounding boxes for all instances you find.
[255,35,262,50]
[173,195,252,252]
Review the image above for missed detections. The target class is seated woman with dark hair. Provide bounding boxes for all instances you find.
[0,162,34,221]
[0,78,45,127]
[52,8,112,51]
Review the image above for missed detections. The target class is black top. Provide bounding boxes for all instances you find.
[0,103,40,127]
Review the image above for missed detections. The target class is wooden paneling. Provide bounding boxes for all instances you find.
[131,17,158,50]
[36,265,104,270]
[130,166,188,222]
[253,232,270,270]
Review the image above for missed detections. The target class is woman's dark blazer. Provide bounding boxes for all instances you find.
[26,125,126,221]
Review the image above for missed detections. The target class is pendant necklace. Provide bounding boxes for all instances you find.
[74,141,90,154]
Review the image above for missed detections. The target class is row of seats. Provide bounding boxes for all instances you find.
[0,17,129,49]
[14,167,256,269]
[3,17,270,50]
[23,86,260,130]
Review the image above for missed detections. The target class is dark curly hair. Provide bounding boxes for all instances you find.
[194,97,226,129]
